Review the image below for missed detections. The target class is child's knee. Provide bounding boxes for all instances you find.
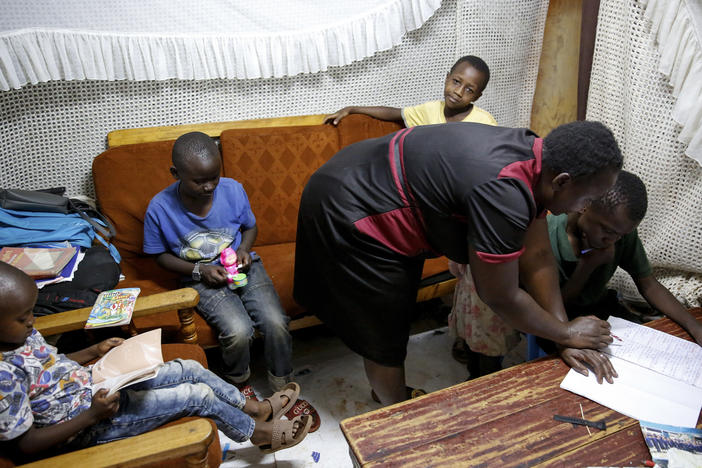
[220,329,254,351]
[262,312,290,332]
[187,382,217,406]
[177,358,207,376]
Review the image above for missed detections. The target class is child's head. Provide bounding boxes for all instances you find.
[170,132,222,200]
[444,55,490,112]
[578,170,648,249]
[0,262,37,348]
[542,121,622,215]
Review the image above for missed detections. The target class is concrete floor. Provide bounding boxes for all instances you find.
[212,304,528,467]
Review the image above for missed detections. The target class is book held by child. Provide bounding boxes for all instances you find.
[91,328,164,395]
[85,287,140,329]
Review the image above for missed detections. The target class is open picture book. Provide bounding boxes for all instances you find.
[91,328,163,396]
[560,317,702,427]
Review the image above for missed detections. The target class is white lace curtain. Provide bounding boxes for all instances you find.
[590,0,702,305]
[640,0,702,164]
[0,0,440,90]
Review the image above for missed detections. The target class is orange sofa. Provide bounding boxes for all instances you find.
[92,114,455,348]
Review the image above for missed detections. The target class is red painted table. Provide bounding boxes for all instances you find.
[341,309,702,467]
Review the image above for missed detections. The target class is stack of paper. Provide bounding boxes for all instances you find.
[0,246,76,279]
[560,317,702,427]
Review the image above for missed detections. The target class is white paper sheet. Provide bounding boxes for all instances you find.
[605,316,702,387]
[560,357,702,427]
[560,317,702,427]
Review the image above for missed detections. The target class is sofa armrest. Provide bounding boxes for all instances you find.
[33,288,200,343]
[16,418,214,468]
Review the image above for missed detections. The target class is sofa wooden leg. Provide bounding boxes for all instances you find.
[178,307,200,344]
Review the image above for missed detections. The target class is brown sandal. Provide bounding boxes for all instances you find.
[258,414,312,453]
[263,382,300,421]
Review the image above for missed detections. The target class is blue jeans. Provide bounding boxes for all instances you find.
[189,258,292,383]
[74,359,254,445]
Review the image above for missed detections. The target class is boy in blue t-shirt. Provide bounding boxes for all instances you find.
[143,132,292,395]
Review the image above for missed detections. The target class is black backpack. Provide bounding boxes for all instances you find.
[33,244,121,316]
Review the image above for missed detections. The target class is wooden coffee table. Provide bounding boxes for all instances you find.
[341,309,702,467]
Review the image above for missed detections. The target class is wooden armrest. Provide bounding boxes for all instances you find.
[17,418,214,468]
[33,288,200,336]
[108,114,327,148]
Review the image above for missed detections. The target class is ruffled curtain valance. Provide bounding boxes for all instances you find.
[0,0,440,91]
[640,0,702,164]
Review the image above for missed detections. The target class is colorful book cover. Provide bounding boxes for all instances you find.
[640,420,702,468]
[0,246,76,279]
[85,287,141,329]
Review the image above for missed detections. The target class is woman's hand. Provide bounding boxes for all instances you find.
[95,337,124,358]
[560,347,618,384]
[562,315,613,349]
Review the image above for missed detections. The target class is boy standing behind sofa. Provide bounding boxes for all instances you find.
[143,132,293,396]
[325,55,496,127]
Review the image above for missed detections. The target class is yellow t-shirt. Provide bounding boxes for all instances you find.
[401,100,497,127]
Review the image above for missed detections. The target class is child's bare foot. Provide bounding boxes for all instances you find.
[243,397,288,422]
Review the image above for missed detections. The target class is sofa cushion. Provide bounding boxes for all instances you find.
[422,257,450,279]
[219,125,340,247]
[254,242,304,318]
[93,140,181,256]
[118,254,180,296]
[336,113,403,148]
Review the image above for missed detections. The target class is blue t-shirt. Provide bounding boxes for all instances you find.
[143,178,256,263]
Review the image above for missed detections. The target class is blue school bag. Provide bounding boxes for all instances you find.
[0,207,121,263]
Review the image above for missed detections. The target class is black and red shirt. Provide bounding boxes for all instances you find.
[313,122,544,265]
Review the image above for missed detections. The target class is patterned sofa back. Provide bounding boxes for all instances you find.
[93,115,403,254]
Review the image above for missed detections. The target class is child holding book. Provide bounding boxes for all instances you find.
[0,262,312,459]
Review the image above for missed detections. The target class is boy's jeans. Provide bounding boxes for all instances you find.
[189,258,293,386]
[74,359,254,445]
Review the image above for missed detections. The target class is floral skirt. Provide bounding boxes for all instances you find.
[448,261,520,357]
